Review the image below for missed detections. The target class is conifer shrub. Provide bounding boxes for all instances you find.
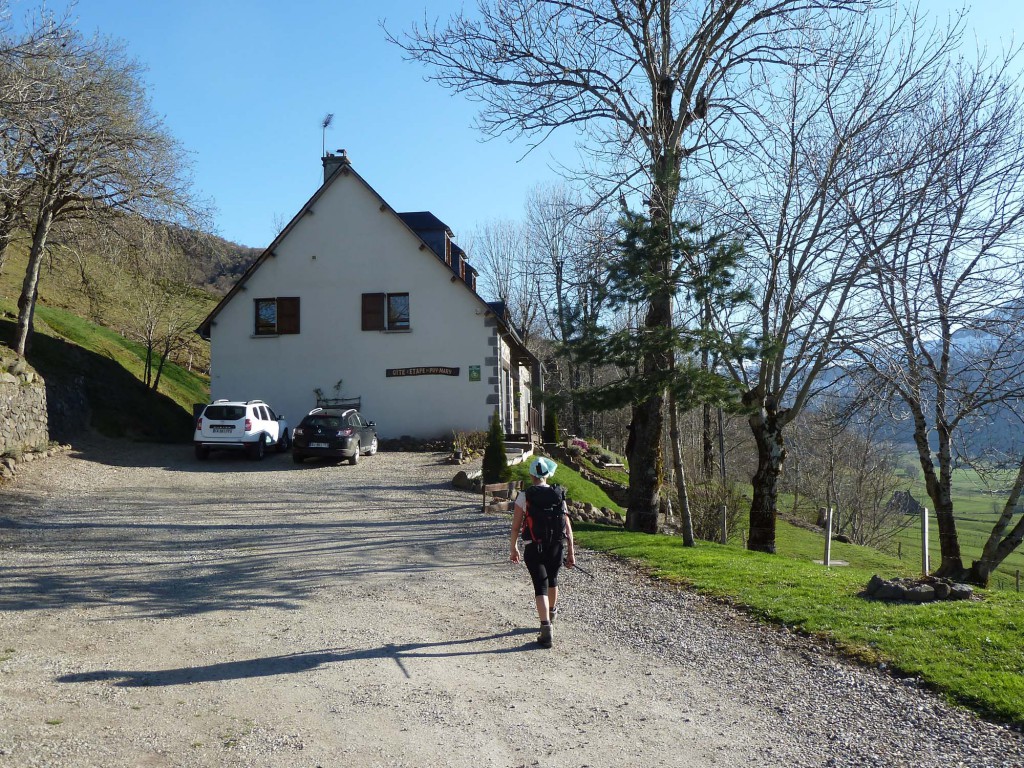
[543,410,559,444]
[482,412,511,483]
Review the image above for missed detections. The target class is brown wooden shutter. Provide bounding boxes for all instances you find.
[277,297,300,334]
[362,293,385,330]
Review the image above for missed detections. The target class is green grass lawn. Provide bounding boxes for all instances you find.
[538,457,1024,725]
[577,455,630,485]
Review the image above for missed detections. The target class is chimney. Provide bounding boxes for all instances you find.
[322,149,351,182]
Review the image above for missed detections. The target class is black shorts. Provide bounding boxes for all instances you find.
[523,540,564,596]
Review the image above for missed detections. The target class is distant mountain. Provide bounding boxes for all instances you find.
[811,322,1024,458]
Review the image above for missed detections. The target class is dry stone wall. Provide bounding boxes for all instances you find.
[0,356,49,456]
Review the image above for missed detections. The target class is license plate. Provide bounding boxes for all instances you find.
[212,426,232,432]
[310,442,329,448]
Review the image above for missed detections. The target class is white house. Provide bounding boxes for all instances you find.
[197,151,542,441]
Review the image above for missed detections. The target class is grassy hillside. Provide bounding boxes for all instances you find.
[0,230,220,376]
[0,230,215,441]
[0,302,209,443]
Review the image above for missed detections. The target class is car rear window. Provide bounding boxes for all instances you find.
[302,415,343,429]
[204,405,245,421]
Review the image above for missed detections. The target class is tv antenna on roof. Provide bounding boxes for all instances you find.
[321,113,334,156]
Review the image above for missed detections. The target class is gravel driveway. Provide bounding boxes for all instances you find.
[0,438,1022,767]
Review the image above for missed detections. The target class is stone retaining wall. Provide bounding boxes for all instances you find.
[0,361,48,456]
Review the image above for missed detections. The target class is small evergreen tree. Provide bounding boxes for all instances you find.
[483,412,511,483]
[543,409,559,444]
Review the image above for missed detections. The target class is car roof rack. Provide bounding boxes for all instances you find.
[307,407,356,415]
[315,396,361,409]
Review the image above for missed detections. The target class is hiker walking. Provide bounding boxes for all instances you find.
[509,456,575,648]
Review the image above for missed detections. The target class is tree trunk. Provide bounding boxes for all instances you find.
[570,361,583,436]
[618,138,675,536]
[15,207,54,357]
[0,227,12,276]
[909,409,964,576]
[702,401,714,480]
[143,343,154,387]
[670,391,695,546]
[153,348,169,392]
[747,403,786,553]
[969,453,1024,586]
[626,395,664,533]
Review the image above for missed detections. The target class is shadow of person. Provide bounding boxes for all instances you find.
[56,628,538,686]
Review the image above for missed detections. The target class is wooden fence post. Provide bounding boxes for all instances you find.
[823,506,833,568]
[922,506,930,576]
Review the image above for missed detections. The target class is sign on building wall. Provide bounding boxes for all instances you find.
[468,365,481,381]
[386,367,460,377]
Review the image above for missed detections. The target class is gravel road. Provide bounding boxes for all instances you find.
[0,438,1022,768]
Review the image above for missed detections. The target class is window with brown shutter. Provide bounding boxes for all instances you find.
[277,297,300,334]
[362,293,386,330]
[254,297,300,335]
[362,292,410,331]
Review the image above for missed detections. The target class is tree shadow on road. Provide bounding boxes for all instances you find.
[56,629,540,686]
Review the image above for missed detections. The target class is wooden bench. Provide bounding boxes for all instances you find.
[481,480,521,514]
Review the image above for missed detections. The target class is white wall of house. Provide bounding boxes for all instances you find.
[207,167,522,439]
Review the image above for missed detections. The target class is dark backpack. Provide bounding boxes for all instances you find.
[523,484,567,553]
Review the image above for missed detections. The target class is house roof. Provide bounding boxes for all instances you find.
[397,211,451,233]
[194,157,539,368]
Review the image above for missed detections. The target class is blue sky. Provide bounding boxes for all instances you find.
[44,0,578,249]
[39,0,1024,249]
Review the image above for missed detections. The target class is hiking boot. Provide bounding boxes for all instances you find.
[537,622,553,648]
[549,605,559,624]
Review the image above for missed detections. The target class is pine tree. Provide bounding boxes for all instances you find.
[569,211,750,532]
[482,412,511,484]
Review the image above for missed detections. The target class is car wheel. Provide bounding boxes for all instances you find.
[349,445,359,465]
[292,452,304,464]
[367,436,378,456]
[248,435,267,460]
[195,444,209,460]
[277,429,290,453]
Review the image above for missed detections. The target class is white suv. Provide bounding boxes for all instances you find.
[193,400,290,460]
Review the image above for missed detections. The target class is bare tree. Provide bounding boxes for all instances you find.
[795,398,911,548]
[10,31,202,357]
[59,214,204,392]
[0,3,72,274]
[851,47,1024,584]
[389,0,872,531]
[470,217,540,343]
[703,9,961,552]
[115,224,203,392]
[527,185,615,436]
